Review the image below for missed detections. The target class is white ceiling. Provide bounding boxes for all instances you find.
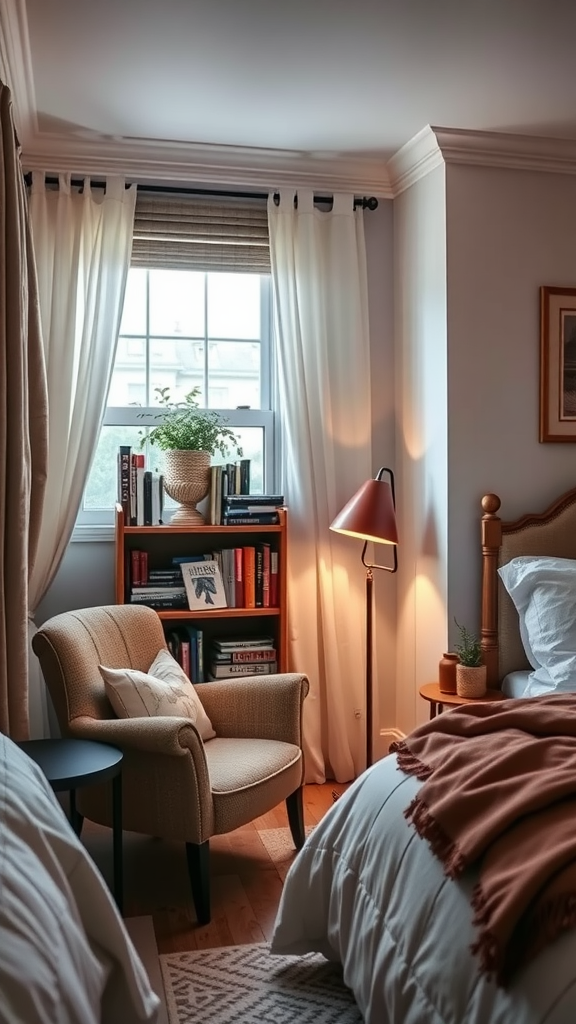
[4,0,576,194]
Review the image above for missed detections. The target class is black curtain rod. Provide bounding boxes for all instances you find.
[23,173,378,211]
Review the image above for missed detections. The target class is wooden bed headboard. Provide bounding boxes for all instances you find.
[481,486,576,688]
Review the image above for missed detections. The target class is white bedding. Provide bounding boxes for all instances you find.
[0,732,160,1024]
[271,753,576,1024]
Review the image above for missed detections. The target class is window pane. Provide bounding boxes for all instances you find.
[119,269,147,335]
[208,341,260,409]
[208,273,260,339]
[108,337,146,405]
[149,338,205,405]
[84,426,143,509]
[149,269,204,336]
[213,427,264,493]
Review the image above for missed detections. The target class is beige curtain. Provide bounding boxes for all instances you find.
[0,80,48,739]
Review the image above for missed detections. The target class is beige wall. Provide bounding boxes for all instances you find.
[446,164,576,643]
[393,163,449,737]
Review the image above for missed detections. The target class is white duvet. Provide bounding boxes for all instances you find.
[271,753,576,1024]
[0,732,159,1024]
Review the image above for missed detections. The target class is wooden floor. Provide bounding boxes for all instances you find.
[81,782,348,954]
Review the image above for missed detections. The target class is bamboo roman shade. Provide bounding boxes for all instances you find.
[131,193,270,273]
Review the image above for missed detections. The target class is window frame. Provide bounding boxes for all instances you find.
[73,271,275,541]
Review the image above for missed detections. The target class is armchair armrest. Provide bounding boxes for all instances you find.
[69,715,206,759]
[197,673,309,744]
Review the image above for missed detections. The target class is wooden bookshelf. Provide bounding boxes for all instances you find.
[114,505,288,672]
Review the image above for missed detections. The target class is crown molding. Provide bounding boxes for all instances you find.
[21,131,394,197]
[388,124,576,196]
[386,126,445,196]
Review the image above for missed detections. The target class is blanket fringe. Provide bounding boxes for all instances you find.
[390,741,433,781]
[404,796,466,878]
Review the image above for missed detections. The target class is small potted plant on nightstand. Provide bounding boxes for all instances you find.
[453,619,487,699]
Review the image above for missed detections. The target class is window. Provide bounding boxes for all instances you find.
[77,266,274,534]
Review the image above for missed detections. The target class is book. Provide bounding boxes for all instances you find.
[223,504,281,514]
[223,494,284,506]
[220,548,236,608]
[212,636,274,650]
[243,547,256,608]
[223,513,279,526]
[208,660,278,679]
[131,549,142,587]
[239,458,250,494]
[118,445,131,524]
[135,454,145,526]
[255,544,264,607]
[181,559,227,610]
[270,549,279,607]
[212,648,277,663]
[129,594,188,608]
[234,547,244,607]
[131,586,186,595]
[143,470,153,526]
[130,453,138,525]
[260,542,271,608]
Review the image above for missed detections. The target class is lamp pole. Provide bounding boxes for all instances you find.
[366,566,374,768]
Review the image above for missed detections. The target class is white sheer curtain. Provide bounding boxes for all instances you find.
[268,190,373,783]
[27,173,136,737]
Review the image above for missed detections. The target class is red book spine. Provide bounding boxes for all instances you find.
[180,639,191,678]
[131,549,141,587]
[139,550,148,585]
[234,547,244,607]
[269,549,279,607]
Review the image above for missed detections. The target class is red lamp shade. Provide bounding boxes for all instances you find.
[330,477,398,546]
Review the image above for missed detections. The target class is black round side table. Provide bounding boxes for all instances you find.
[18,738,124,913]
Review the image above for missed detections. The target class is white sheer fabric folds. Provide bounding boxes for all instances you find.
[27,173,136,736]
[268,190,372,782]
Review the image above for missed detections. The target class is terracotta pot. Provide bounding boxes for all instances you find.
[438,652,459,694]
[456,663,487,699]
[163,450,211,525]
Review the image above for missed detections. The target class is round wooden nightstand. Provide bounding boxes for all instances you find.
[419,681,506,720]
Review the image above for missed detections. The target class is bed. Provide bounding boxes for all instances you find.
[0,731,160,1024]
[271,484,576,1024]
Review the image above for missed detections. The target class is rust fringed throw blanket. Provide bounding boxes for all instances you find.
[390,694,576,985]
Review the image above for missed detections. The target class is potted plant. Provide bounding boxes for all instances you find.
[453,618,487,699]
[140,387,242,525]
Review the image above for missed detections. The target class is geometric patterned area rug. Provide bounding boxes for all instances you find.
[257,825,316,878]
[159,942,363,1024]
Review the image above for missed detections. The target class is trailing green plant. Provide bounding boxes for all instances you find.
[453,618,483,667]
[139,387,243,457]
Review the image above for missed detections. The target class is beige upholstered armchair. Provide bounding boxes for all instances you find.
[31,604,309,924]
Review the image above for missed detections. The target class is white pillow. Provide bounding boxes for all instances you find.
[99,648,216,741]
[498,555,576,696]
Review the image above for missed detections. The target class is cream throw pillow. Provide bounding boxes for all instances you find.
[99,648,216,741]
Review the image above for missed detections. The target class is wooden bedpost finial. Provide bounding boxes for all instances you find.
[482,493,501,515]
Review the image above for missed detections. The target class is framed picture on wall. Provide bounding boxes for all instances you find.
[540,286,576,442]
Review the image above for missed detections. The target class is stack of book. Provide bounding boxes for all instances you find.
[222,494,284,526]
[207,637,278,680]
[129,563,188,609]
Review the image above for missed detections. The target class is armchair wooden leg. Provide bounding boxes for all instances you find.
[286,788,305,849]
[185,841,211,925]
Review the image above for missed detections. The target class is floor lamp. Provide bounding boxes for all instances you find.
[330,467,398,769]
